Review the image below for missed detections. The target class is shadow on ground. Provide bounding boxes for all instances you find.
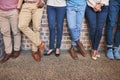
[0,50,120,80]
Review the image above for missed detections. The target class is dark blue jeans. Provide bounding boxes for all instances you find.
[47,5,66,49]
[86,6,108,50]
[106,0,120,48]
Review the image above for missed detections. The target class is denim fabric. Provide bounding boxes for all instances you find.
[66,0,86,7]
[67,5,86,46]
[47,5,66,49]
[86,6,108,50]
[106,0,120,47]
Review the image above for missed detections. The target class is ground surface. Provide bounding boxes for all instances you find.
[0,50,120,80]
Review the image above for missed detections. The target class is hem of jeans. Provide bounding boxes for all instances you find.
[74,38,80,42]
[56,47,60,49]
[71,45,77,46]
[32,50,37,52]
[107,45,113,47]
[14,49,20,51]
[5,52,12,54]
[49,48,54,50]
[113,47,119,49]
[92,48,98,50]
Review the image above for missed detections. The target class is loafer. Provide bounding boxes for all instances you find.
[11,51,20,59]
[38,42,45,57]
[69,46,78,60]
[32,51,41,61]
[0,54,12,64]
[76,40,87,57]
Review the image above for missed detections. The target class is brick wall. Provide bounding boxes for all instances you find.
[21,7,107,52]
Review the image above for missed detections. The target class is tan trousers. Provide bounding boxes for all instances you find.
[0,9,21,54]
[19,3,44,52]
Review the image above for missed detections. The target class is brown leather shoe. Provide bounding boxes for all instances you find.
[69,46,78,60]
[0,54,11,64]
[38,42,45,57]
[32,51,41,61]
[11,51,20,59]
[76,40,87,57]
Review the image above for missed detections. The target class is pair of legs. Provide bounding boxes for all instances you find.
[19,3,45,61]
[86,6,108,60]
[45,5,66,56]
[106,0,120,59]
[0,9,21,63]
[67,5,87,59]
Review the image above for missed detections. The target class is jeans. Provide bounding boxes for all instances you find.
[106,0,120,47]
[86,6,108,50]
[47,5,66,49]
[67,5,86,46]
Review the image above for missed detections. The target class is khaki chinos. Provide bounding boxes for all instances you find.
[18,3,44,52]
[0,9,21,54]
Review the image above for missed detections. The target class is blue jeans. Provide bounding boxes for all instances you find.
[47,5,66,49]
[106,0,120,47]
[67,5,86,46]
[86,6,108,50]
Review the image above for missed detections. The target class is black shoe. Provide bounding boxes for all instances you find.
[55,54,60,57]
[44,50,54,56]
[55,49,60,57]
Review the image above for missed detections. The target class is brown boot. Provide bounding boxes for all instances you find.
[32,51,41,61]
[76,40,87,57]
[0,54,11,64]
[38,42,45,57]
[69,46,78,60]
[11,51,20,59]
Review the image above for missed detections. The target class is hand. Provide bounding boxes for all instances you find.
[93,7,98,12]
[93,3,102,12]
[37,0,44,8]
[17,8,21,14]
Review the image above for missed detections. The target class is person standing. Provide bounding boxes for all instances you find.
[0,0,21,63]
[18,0,45,61]
[106,0,120,59]
[86,0,109,60]
[44,0,66,57]
[66,0,87,60]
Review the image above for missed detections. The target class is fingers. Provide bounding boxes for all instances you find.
[93,3,102,12]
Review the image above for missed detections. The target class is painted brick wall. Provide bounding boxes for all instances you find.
[21,7,107,52]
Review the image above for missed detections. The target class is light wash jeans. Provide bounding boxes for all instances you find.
[67,5,86,46]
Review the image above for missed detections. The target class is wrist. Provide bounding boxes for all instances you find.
[100,3,105,7]
[17,8,21,11]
